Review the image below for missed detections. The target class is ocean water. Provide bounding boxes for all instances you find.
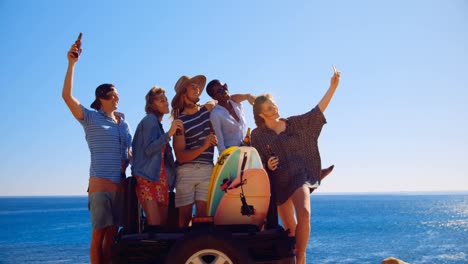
[310,194,467,263]
[0,194,466,264]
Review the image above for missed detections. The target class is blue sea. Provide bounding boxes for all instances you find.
[0,194,466,264]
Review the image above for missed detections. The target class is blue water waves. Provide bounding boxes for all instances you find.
[309,194,468,263]
[0,194,466,263]
[0,197,90,263]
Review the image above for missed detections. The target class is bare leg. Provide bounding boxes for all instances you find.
[178,204,193,227]
[195,200,207,217]
[290,185,311,264]
[90,228,105,264]
[277,198,297,237]
[140,200,162,225]
[102,226,118,264]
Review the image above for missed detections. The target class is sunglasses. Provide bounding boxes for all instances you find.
[215,83,228,95]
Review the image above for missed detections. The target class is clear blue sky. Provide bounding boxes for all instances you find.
[0,0,466,196]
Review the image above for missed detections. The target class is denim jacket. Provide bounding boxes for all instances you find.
[131,114,176,190]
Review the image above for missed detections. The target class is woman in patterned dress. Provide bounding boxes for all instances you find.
[251,66,341,264]
[132,87,183,225]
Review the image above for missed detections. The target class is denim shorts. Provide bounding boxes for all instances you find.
[88,191,124,229]
[175,163,213,207]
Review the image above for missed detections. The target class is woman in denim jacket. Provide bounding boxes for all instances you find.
[132,86,183,225]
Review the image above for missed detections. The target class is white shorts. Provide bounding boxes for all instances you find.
[175,163,213,207]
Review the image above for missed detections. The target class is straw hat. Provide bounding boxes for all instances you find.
[174,75,206,94]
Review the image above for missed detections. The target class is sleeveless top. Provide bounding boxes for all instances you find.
[178,106,214,165]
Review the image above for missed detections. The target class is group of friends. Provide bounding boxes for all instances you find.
[62,39,341,264]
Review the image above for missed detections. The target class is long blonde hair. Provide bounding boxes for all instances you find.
[171,87,186,119]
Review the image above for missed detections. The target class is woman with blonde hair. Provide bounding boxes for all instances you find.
[251,66,341,264]
[132,86,183,225]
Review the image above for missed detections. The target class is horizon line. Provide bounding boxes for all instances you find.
[1,190,467,198]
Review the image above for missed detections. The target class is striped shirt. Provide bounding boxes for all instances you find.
[78,106,132,183]
[178,106,214,165]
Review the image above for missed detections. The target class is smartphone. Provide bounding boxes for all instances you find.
[72,32,83,58]
[332,64,338,74]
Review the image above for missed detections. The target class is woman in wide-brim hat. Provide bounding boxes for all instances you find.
[171,75,208,117]
[170,74,218,227]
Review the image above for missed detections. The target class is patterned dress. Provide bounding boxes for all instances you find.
[251,106,326,205]
[135,145,169,206]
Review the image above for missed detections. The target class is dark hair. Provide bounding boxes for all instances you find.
[145,86,166,118]
[253,94,274,127]
[90,83,115,110]
[206,79,220,99]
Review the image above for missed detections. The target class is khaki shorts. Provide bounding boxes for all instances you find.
[175,163,213,208]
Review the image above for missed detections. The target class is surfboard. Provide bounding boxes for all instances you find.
[206,146,263,216]
[206,146,239,216]
[214,168,270,226]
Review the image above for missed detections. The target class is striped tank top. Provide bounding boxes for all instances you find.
[178,106,214,165]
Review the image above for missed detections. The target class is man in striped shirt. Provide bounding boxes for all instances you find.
[62,40,132,264]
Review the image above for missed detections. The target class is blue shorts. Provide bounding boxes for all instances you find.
[88,191,124,229]
[175,163,213,207]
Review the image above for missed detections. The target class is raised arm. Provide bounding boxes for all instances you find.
[231,93,256,105]
[62,43,84,120]
[318,66,341,112]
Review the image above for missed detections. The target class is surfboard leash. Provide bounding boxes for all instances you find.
[239,152,255,216]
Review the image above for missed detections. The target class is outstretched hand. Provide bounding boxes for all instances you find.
[67,43,82,64]
[318,65,341,112]
[330,64,341,88]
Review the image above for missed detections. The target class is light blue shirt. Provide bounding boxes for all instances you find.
[210,100,247,153]
[131,114,176,189]
[78,106,132,183]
